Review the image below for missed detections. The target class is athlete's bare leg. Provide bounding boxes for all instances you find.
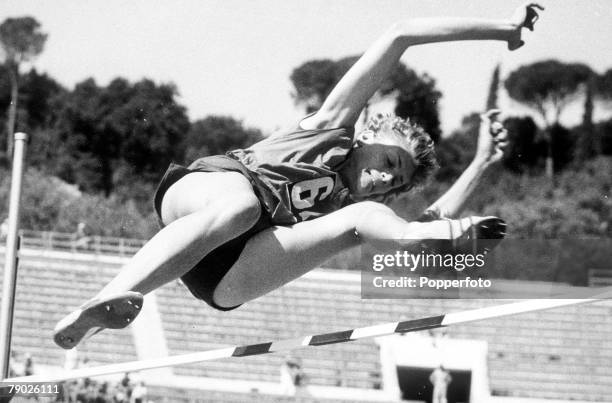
[213,201,499,307]
[95,171,262,298]
[55,171,263,349]
[54,174,500,349]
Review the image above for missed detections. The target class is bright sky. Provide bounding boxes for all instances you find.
[2,0,612,134]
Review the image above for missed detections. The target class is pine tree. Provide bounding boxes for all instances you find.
[485,64,500,110]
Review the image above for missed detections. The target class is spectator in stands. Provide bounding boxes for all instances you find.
[96,382,109,403]
[54,4,543,350]
[130,381,147,403]
[74,222,91,251]
[0,217,8,241]
[23,353,34,376]
[429,365,452,403]
[113,382,128,403]
[63,380,79,403]
[75,377,92,403]
[280,356,305,395]
[120,373,131,390]
[111,373,133,403]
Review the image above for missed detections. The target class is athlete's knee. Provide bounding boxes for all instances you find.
[180,190,261,245]
[349,201,394,217]
[349,201,398,235]
[219,191,261,230]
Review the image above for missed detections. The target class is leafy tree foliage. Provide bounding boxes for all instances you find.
[0,67,65,130]
[597,68,612,101]
[390,65,442,142]
[0,66,65,167]
[501,116,540,173]
[505,60,593,126]
[0,166,157,238]
[289,59,338,113]
[549,123,576,172]
[0,17,46,64]
[49,78,190,196]
[0,16,47,155]
[505,60,593,176]
[433,113,479,182]
[595,118,612,156]
[17,69,65,129]
[479,157,611,240]
[290,56,442,142]
[485,64,500,110]
[184,115,263,162]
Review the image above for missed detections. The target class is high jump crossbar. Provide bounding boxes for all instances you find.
[5,288,612,383]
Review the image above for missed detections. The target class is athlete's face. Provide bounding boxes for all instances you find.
[340,129,415,202]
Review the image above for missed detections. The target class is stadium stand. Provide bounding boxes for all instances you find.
[1,231,612,402]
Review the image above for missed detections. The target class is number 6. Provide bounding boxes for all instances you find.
[290,177,334,210]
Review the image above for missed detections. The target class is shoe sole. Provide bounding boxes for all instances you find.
[456,217,506,255]
[53,291,143,349]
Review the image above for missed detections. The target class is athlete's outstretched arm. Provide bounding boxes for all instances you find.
[422,110,508,220]
[301,3,543,130]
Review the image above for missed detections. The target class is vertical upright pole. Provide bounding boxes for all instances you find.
[0,132,28,379]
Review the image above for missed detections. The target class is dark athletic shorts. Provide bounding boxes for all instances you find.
[153,155,273,311]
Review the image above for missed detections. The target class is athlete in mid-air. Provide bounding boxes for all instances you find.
[54,3,543,349]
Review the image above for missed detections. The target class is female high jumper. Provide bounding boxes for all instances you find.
[54,3,543,349]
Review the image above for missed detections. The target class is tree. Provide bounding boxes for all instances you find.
[596,119,612,156]
[290,56,442,142]
[549,123,576,172]
[184,115,263,162]
[598,68,612,101]
[485,64,501,110]
[0,67,65,131]
[389,65,442,142]
[574,68,612,161]
[49,77,190,199]
[109,79,190,183]
[575,77,599,161]
[434,113,480,182]
[289,59,338,114]
[504,60,592,176]
[0,68,65,169]
[18,69,65,129]
[0,17,47,156]
[501,116,540,173]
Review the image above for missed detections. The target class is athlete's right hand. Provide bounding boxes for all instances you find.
[507,3,545,50]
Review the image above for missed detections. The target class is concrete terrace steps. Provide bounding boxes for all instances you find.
[147,385,398,403]
[168,352,379,388]
[158,282,611,343]
[156,274,612,398]
[156,286,384,387]
[3,248,612,401]
[161,335,380,386]
[2,256,138,368]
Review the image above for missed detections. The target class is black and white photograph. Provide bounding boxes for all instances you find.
[0,1,611,402]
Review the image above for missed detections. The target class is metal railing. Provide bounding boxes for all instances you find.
[12,229,147,258]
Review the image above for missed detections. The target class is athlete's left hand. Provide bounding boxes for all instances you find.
[507,3,544,50]
[475,109,509,165]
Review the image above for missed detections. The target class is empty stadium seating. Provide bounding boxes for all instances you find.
[2,246,612,401]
